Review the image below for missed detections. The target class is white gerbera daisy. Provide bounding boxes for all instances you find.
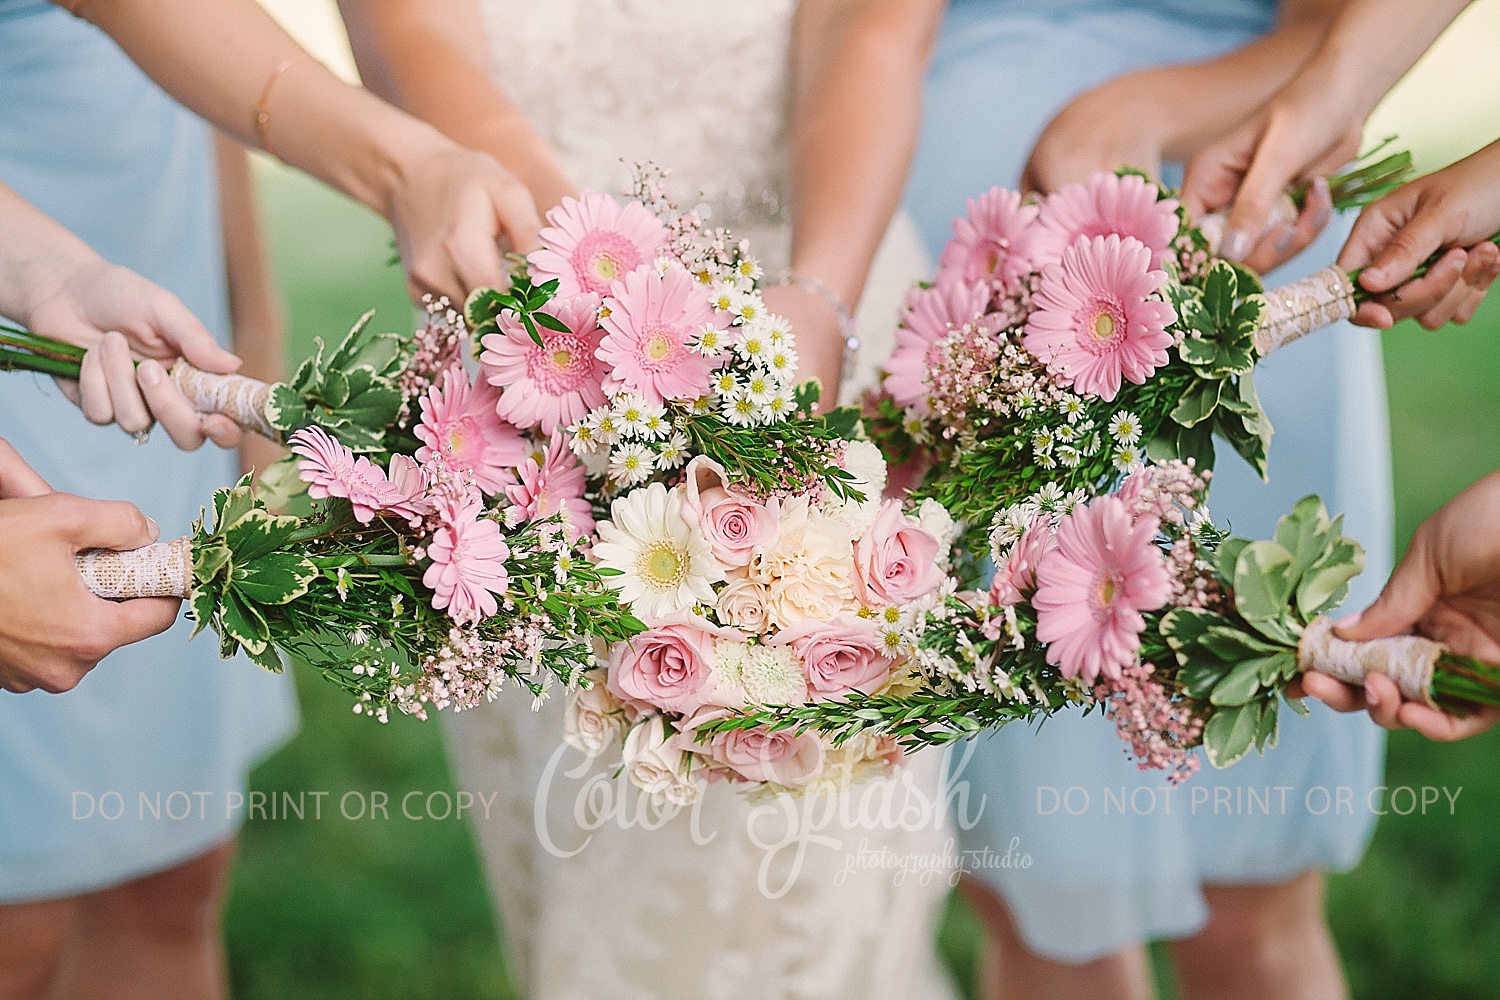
[593,482,722,620]
[609,441,656,486]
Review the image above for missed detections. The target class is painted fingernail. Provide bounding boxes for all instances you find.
[146,516,160,541]
[1364,680,1381,708]
[1220,228,1251,262]
[137,360,163,387]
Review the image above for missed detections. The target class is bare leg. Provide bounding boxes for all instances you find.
[0,898,69,1000]
[1167,870,1348,1000]
[51,840,236,1000]
[959,876,1155,1000]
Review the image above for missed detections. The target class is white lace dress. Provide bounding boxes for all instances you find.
[441,3,954,998]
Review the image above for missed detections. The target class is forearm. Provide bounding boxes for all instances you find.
[1125,0,1346,164]
[67,0,447,219]
[213,134,283,386]
[0,182,99,327]
[786,0,941,307]
[338,0,574,211]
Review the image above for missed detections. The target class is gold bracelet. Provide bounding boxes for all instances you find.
[254,55,300,159]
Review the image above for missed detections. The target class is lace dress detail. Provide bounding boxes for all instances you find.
[445,3,951,998]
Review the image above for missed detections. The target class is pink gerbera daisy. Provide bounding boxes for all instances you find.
[936,187,1040,291]
[1033,172,1180,269]
[1033,496,1172,685]
[290,426,430,524]
[883,279,992,409]
[423,495,511,625]
[506,436,595,538]
[598,264,723,405]
[415,365,528,495]
[528,191,669,298]
[480,294,610,436]
[1023,234,1176,402]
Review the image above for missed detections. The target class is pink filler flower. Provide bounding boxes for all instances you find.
[290,426,429,524]
[883,279,992,410]
[527,191,668,298]
[1023,234,1175,402]
[415,365,528,495]
[1032,495,1172,685]
[481,293,610,436]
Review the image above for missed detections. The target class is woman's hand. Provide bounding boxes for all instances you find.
[1336,139,1500,329]
[384,137,544,304]
[1020,78,1167,194]
[0,439,179,694]
[1299,469,1500,741]
[761,282,845,413]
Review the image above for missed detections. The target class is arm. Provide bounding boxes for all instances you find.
[0,179,243,448]
[212,133,287,478]
[1023,0,1349,196]
[761,0,944,409]
[65,0,542,302]
[0,439,178,694]
[337,0,575,212]
[1182,0,1474,259]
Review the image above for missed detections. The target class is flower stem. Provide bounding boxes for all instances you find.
[1432,652,1500,712]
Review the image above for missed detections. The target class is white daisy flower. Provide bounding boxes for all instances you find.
[742,373,775,406]
[1031,428,1055,454]
[766,344,798,380]
[609,441,656,486]
[1036,450,1058,470]
[1059,397,1085,423]
[1113,445,1143,472]
[693,324,728,356]
[710,282,737,313]
[657,431,691,469]
[723,393,759,427]
[612,393,651,437]
[592,482,723,620]
[1061,488,1090,514]
[735,257,763,282]
[1108,410,1143,445]
[733,290,764,323]
[711,371,739,397]
[689,395,715,415]
[1054,424,1076,444]
[765,390,796,420]
[1035,482,1065,510]
[1057,445,1082,468]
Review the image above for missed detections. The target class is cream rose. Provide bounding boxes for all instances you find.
[716,573,773,633]
[622,715,700,806]
[563,677,626,758]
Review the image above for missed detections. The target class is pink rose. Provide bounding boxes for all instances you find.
[773,616,894,701]
[606,614,742,714]
[854,500,944,605]
[989,519,1055,608]
[706,725,825,787]
[681,456,778,570]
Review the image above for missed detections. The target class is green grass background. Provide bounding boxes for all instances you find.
[226,23,1500,993]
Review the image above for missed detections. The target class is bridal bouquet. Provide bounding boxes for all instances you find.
[867,164,1418,565]
[452,169,968,799]
[702,462,1500,781]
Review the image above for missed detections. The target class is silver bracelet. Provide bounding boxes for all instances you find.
[777,274,861,378]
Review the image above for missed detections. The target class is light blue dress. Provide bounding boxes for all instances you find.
[0,0,298,902]
[907,0,1392,962]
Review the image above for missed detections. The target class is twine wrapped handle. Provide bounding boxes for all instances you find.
[76,536,193,600]
[1254,266,1357,357]
[168,360,278,441]
[1296,615,1442,707]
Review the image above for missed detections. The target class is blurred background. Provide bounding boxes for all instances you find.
[229,2,1500,997]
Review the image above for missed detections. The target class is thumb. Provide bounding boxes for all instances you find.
[1222,144,1299,261]
[1337,539,1439,643]
[1356,211,1450,294]
[49,494,161,552]
[103,596,183,647]
[153,292,242,375]
[0,438,53,498]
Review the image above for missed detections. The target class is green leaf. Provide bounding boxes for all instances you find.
[1171,379,1223,428]
[264,384,306,434]
[245,640,286,674]
[1256,651,1298,685]
[346,332,403,377]
[1214,408,1269,481]
[1209,658,1264,706]
[194,538,232,585]
[1159,607,1229,651]
[1275,495,1335,583]
[334,385,403,432]
[1297,536,1366,619]
[793,378,822,413]
[190,587,217,639]
[1214,537,1251,584]
[1199,625,1285,661]
[1204,702,1259,768]
[534,310,570,334]
[326,310,376,371]
[220,590,270,652]
[224,508,300,564]
[1284,694,1311,717]
[1174,422,1215,472]
[1181,659,1234,700]
[1177,330,1218,367]
[320,367,351,409]
[1254,698,1280,752]
[1202,260,1238,329]
[1233,540,1295,621]
[233,552,317,605]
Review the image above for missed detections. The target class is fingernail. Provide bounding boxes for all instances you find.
[146,516,160,541]
[137,360,163,387]
[1337,610,1362,629]
[1220,228,1250,262]
[1272,226,1296,256]
[1364,680,1381,708]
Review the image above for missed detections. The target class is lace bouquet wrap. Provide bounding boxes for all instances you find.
[703,462,1500,780]
[457,170,979,800]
